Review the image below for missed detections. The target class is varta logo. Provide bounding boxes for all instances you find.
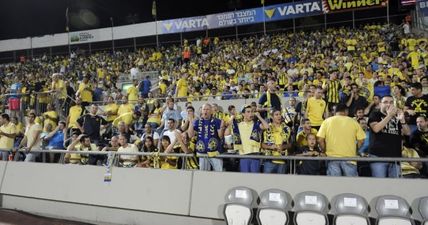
[163,22,173,31]
[264,8,276,18]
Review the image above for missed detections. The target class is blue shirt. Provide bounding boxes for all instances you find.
[47,131,65,149]
[358,130,370,154]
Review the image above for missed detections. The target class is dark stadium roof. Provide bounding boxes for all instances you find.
[0,0,403,41]
[0,0,267,40]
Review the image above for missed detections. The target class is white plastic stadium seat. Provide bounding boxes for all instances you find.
[225,205,252,225]
[258,208,288,225]
[375,195,414,225]
[335,215,368,225]
[257,189,292,225]
[223,186,255,225]
[293,191,329,225]
[331,193,370,225]
[418,197,428,225]
[377,217,412,225]
[295,211,327,225]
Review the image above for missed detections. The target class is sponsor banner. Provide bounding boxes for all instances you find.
[160,16,208,34]
[263,0,323,22]
[160,0,322,34]
[69,30,97,43]
[206,9,261,29]
[418,0,428,28]
[322,0,388,13]
[419,0,428,16]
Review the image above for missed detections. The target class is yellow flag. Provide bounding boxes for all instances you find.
[261,0,265,5]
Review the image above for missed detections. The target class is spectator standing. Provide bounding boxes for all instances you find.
[17,112,42,162]
[138,76,152,98]
[368,95,410,177]
[306,87,326,130]
[188,104,224,171]
[317,104,366,176]
[230,105,268,173]
[0,113,17,160]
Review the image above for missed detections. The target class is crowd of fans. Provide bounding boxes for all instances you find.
[0,22,427,178]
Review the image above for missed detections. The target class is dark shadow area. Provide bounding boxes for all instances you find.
[0,208,94,225]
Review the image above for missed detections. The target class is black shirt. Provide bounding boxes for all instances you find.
[405,94,428,125]
[77,114,108,142]
[258,92,281,118]
[346,95,368,116]
[368,111,402,157]
[410,129,428,157]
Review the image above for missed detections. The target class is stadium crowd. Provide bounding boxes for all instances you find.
[0,22,427,178]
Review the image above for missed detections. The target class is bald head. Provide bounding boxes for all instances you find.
[201,103,212,119]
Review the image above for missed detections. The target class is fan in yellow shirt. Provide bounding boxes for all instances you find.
[305,88,326,129]
[67,99,84,130]
[175,74,188,98]
[103,96,119,123]
[76,76,93,105]
[127,80,139,104]
[43,104,58,132]
[117,96,134,117]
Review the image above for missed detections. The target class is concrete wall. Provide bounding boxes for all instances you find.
[0,162,427,224]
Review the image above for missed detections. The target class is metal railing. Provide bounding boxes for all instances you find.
[0,148,426,179]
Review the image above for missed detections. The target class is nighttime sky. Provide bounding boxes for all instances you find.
[0,0,276,40]
[0,0,404,41]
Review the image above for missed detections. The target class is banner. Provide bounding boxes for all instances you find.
[70,30,98,43]
[263,0,323,22]
[418,0,428,28]
[419,0,428,16]
[160,0,322,34]
[322,0,388,13]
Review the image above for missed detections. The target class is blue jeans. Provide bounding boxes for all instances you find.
[240,158,260,173]
[264,161,286,174]
[370,155,400,178]
[199,157,223,172]
[1,151,10,161]
[327,161,358,176]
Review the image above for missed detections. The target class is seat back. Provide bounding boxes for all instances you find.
[419,197,428,222]
[257,189,291,225]
[294,191,329,225]
[332,193,369,215]
[375,195,413,225]
[224,186,255,225]
[332,193,369,225]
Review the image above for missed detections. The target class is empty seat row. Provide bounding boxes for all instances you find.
[223,187,428,225]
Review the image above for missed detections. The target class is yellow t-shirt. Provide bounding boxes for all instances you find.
[408,51,420,69]
[78,83,93,103]
[67,143,97,164]
[159,83,167,95]
[0,122,16,149]
[401,147,420,176]
[236,121,260,155]
[117,104,133,117]
[127,85,139,103]
[113,112,134,127]
[51,80,67,99]
[43,111,58,131]
[176,78,188,97]
[104,103,119,122]
[317,115,366,157]
[68,105,83,129]
[25,123,42,149]
[306,97,326,126]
